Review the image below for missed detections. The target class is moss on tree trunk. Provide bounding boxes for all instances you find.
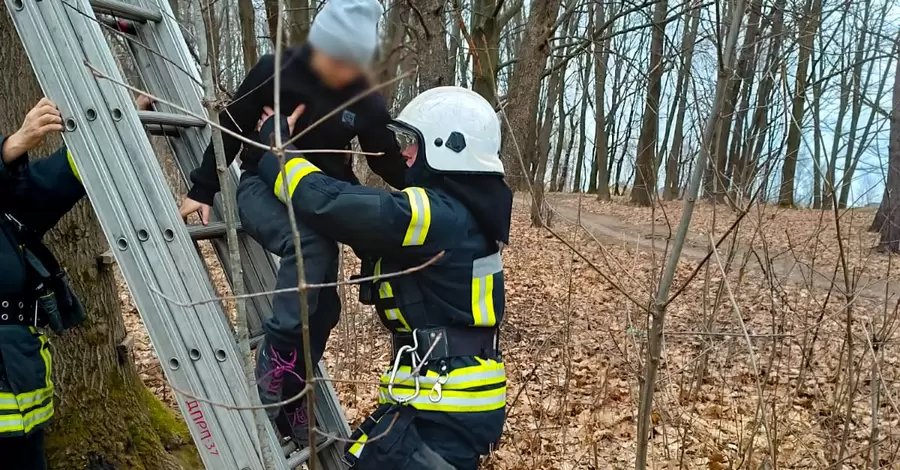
[0,6,199,469]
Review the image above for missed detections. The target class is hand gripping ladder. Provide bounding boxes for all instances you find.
[4,0,351,468]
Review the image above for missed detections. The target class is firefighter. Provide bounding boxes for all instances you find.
[176,0,405,447]
[253,86,511,469]
[0,96,152,469]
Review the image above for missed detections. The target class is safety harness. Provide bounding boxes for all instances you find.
[0,212,84,333]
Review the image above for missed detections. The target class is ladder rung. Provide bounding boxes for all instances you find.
[146,124,182,137]
[89,0,162,23]
[96,15,137,34]
[287,436,339,467]
[282,440,296,458]
[138,110,206,128]
[186,221,243,240]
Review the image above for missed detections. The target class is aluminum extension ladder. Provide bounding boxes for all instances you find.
[4,0,352,468]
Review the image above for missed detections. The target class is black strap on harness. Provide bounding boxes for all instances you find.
[0,296,41,327]
[2,213,83,333]
[391,326,500,363]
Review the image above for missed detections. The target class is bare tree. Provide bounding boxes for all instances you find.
[778,0,821,207]
[500,0,563,199]
[630,0,669,206]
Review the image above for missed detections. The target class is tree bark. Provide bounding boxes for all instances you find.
[876,41,900,252]
[237,0,258,71]
[588,1,610,198]
[0,8,196,470]
[377,0,409,110]
[501,0,563,194]
[414,0,452,92]
[630,0,668,206]
[263,0,287,48]
[288,0,311,44]
[469,0,523,101]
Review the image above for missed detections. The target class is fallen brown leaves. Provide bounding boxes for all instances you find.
[119,194,900,469]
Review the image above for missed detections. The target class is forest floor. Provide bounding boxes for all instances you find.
[120,192,900,469]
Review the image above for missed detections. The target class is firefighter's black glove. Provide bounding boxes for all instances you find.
[257,114,293,148]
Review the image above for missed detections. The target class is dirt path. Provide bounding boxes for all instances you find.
[529,194,900,302]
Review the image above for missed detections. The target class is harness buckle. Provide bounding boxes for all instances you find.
[387,330,421,403]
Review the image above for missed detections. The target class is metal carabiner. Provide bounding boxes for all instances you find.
[428,360,450,403]
[387,344,420,403]
[428,373,449,403]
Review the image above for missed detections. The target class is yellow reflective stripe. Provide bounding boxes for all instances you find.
[67,150,81,183]
[384,308,411,332]
[373,258,411,332]
[378,387,506,412]
[471,275,496,326]
[273,158,321,203]
[348,433,368,457]
[0,401,54,434]
[38,334,52,399]
[0,334,54,413]
[401,187,431,246]
[471,252,501,327]
[0,386,53,412]
[380,361,505,390]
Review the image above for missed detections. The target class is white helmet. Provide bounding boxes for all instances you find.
[390,86,505,176]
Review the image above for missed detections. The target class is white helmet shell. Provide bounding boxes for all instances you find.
[393,86,505,176]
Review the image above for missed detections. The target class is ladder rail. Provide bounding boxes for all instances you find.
[67,9,275,467]
[105,0,352,463]
[5,0,271,467]
[8,0,355,466]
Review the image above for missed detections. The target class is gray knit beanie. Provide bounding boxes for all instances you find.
[307,0,383,66]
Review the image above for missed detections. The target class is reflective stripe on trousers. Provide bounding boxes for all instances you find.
[0,332,54,435]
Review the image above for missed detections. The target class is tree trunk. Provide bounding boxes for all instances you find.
[839,1,892,209]
[548,88,566,192]
[263,0,287,48]
[877,45,900,251]
[501,0,563,194]
[377,0,409,110]
[630,0,668,206]
[414,0,452,92]
[288,0,311,44]
[811,49,824,209]
[663,3,700,200]
[470,0,523,101]
[533,2,575,189]
[736,0,785,196]
[573,53,590,193]
[237,0,258,72]
[778,0,821,207]
[709,0,763,202]
[535,68,564,188]
[587,1,609,198]
[0,9,196,470]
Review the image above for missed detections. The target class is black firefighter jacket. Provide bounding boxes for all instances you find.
[0,139,84,437]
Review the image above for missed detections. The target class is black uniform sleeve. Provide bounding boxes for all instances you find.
[186,54,276,205]
[257,148,454,257]
[356,95,407,189]
[1,139,85,237]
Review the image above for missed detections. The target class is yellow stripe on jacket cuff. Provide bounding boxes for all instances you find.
[67,151,81,183]
[273,158,321,203]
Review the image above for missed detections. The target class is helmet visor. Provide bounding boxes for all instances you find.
[387,122,422,167]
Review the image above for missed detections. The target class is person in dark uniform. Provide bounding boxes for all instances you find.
[253,86,512,469]
[0,95,152,470]
[176,0,405,448]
